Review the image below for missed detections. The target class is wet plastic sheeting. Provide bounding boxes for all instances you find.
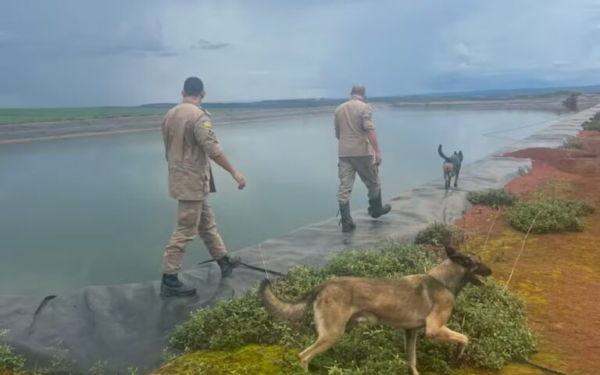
[1,105,598,372]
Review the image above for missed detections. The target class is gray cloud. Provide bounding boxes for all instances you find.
[0,36,177,57]
[0,1,177,58]
[1,0,600,107]
[190,39,231,51]
[0,25,176,58]
[0,30,16,42]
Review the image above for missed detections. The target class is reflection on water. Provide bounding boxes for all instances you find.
[0,108,559,296]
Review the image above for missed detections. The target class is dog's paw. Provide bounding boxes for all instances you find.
[451,345,466,366]
[301,362,310,373]
[451,355,465,367]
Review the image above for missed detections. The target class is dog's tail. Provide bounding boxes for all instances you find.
[259,279,323,322]
[438,144,451,162]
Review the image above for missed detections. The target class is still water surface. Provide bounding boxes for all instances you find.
[0,108,560,296]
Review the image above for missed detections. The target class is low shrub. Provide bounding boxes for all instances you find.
[518,166,531,176]
[508,198,595,233]
[169,244,537,374]
[0,332,143,375]
[583,112,600,131]
[0,331,26,374]
[561,137,584,150]
[467,189,519,208]
[153,346,301,375]
[414,222,464,247]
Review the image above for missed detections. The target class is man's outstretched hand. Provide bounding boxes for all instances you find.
[212,153,246,190]
[374,152,382,166]
[232,171,246,190]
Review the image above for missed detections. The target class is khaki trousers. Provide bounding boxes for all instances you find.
[337,156,381,205]
[163,200,227,274]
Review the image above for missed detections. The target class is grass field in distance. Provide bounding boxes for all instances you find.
[0,107,168,125]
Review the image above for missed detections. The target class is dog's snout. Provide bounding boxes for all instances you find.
[477,264,492,276]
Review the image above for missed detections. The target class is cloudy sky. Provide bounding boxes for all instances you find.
[1,0,600,107]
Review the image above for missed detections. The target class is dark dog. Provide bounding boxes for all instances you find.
[438,144,463,190]
[260,245,492,374]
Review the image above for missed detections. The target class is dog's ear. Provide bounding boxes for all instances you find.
[449,253,473,268]
[444,245,457,257]
[445,246,475,268]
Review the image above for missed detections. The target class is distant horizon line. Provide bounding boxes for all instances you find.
[138,83,600,108]
[1,83,599,110]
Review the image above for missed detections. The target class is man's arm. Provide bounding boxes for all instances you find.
[162,117,169,161]
[366,129,382,166]
[194,116,246,190]
[362,106,382,166]
[212,153,245,190]
[334,111,341,139]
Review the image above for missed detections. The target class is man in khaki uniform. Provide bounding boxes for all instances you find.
[161,77,246,297]
[335,84,391,232]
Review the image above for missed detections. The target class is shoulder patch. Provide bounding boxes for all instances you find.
[203,121,212,128]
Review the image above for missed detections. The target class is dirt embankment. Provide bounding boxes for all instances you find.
[455,131,600,375]
[0,106,337,144]
[2,94,600,144]
[392,93,600,111]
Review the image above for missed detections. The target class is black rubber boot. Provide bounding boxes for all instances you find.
[160,274,197,297]
[217,255,241,278]
[339,202,356,232]
[368,192,391,218]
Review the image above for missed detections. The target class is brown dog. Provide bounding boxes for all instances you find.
[259,246,492,374]
[438,144,463,190]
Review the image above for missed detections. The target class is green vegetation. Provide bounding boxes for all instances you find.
[467,189,520,208]
[561,137,584,150]
[0,334,142,375]
[414,222,465,247]
[508,198,594,233]
[89,360,111,375]
[0,330,26,374]
[154,346,300,375]
[583,112,600,131]
[168,243,537,375]
[0,107,167,125]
